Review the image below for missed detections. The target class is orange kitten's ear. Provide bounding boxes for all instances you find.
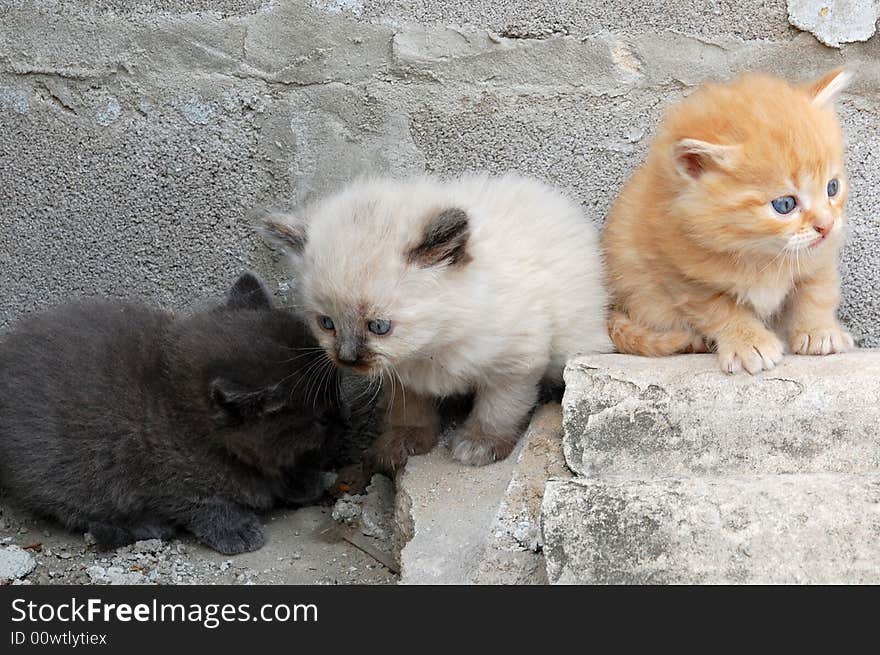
[806,67,852,108]
[673,138,740,180]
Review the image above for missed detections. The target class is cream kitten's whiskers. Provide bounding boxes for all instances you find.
[261,173,611,468]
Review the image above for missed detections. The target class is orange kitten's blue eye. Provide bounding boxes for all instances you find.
[771,196,797,215]
[827,179,840,197]
[318,315,335,331]
[367,319,392,336]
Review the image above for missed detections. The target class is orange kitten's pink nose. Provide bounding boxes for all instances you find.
[814,222,831,236]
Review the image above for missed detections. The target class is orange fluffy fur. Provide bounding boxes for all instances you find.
[603,68,854,374]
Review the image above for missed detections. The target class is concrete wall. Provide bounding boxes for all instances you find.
[1,1,878,344]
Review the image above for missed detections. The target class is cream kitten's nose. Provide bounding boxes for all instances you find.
[337,347,360,364]
[337,338,364,366]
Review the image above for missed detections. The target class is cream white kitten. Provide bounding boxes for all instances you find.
[261,173,611,468]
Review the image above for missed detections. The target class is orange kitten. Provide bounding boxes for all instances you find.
[603,68,854,374]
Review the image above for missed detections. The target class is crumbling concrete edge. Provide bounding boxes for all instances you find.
[393,402,570,584]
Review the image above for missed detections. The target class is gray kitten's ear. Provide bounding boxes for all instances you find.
[210,378,284,423]
[227,272,273,311]
[407,207,471,268]
[254,209,308,255]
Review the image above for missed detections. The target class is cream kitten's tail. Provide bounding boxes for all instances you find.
[608,310,707,356]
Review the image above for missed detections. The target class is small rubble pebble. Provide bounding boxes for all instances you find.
[87,565,148,585]
[0,545,37,581]
[131,539,164,554]
[331,495,363,523]
[331,473,395,538]
[2,485,397,585]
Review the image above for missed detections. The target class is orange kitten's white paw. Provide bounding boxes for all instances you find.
[717,332,784,375]
[450,428,516,467]
[790,326,854,355]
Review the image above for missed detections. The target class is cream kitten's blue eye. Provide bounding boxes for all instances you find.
[318,315,335,331]
[367,319,392,336]
[827,179,840,197]
[771,196,797,215]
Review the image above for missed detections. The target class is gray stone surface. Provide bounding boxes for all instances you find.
[360,474,395,540]
[474,403,568,585]
[0,545,36,581]
[548,351,880,585]
[3,0,880,587]
[331,473,395,540]
[394,403,569,584]
[394,430,522,584]
[562,351,880,477]
[0,500,397,585]
[1,1,879,348]
[788,0,879,48]
[356,0,796,40]
[542,473,880,584]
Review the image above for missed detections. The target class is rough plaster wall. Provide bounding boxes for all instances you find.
[0,1,878,344]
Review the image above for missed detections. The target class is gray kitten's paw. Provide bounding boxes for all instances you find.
[201,518,265,555]
[189,505,266,555]
[450,429,516,467]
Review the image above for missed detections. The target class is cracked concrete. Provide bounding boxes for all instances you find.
[2,0,880,585]
[788,0,880,48]
[0,498,398,585]
[543,472,880,584]
[473,404,569,584]
[563,352,880,477]
[394,403,565,584]
[1,1,879,344]
[545,351,880,584]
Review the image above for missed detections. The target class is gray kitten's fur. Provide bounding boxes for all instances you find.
[0,273,346,554]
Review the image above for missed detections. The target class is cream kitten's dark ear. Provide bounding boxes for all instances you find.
[408,208,471,268]
[254,209,307,255]
[673,138,740,180]
[806,67,852,108]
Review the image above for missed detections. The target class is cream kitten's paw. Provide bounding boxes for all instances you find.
[790,326,854,355]
[450,428,516,467]
[717,331,784,375]
[370,426,438,473]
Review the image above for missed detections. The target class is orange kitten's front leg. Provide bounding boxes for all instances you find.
[370,388,440,473]
[451,375,540,466]
[684,294,784,374]
[786,267,853,355]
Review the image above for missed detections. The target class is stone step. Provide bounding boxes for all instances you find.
[394,403,565,584]
[541,473,880,584]
[473,403,569,584]
[562,351,880,477]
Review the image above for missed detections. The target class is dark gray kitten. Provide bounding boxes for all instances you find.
[0,273,346,554]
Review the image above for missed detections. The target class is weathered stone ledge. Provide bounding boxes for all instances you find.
[543,350,880,584]
[563,351,880,477]
[543,472,880,584]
